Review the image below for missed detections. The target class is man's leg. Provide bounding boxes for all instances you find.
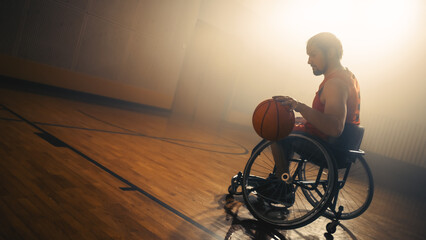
[259,141,294,207]
[271,142,291,182]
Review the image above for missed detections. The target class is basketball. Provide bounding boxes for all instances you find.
[252,99,295,141]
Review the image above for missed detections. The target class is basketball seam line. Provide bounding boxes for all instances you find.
[261,102,271,138]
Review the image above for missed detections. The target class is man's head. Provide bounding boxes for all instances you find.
[306,32,343,76]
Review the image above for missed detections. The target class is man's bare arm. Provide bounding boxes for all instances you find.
[296,78,348,137]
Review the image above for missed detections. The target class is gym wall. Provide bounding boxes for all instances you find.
[0,0,199,109]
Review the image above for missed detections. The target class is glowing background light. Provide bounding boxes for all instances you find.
[236,0,423,118]
[265,0,418,43]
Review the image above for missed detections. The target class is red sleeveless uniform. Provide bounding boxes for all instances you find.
[295,68,360,139]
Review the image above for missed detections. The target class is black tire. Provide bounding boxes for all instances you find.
[242,134,338,229]
[323,155,374,219]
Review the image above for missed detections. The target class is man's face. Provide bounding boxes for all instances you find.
[307,44,327,76]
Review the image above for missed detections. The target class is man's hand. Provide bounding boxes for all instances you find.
[272,96,300,112]
[295,117,306,125]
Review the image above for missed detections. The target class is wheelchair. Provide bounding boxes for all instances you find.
[228,124,374,237]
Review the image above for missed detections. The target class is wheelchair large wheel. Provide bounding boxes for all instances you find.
[323,155,374,219]
[242,134,338,229]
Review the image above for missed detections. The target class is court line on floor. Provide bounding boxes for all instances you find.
[77,109,249,155]
[0,104,223,240]
[0,117,249,155]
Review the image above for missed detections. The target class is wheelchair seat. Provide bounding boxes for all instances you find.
[328,124,365,168]
[328,123,364,151]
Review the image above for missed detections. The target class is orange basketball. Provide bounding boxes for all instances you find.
[252,99,295,141]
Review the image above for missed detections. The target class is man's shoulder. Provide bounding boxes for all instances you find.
[324,76,350,89]
[322,76,350,99]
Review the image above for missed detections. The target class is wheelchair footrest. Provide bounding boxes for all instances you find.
[228,172,243,195]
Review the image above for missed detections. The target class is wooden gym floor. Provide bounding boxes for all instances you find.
[0,79,425,240]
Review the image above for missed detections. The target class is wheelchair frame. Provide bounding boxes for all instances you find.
[228,131,374,238]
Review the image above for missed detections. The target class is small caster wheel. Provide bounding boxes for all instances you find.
[326,222,337,234]
[324,232,334,240]
[228,185,236,195]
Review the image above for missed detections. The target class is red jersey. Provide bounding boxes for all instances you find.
[295,68,360,139]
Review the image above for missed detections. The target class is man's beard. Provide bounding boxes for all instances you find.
[313,68,323,76]
[312,61,328,76]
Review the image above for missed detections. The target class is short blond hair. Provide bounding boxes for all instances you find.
[307,32,343,59]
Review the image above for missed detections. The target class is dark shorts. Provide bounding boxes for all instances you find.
[278,131,349,169]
